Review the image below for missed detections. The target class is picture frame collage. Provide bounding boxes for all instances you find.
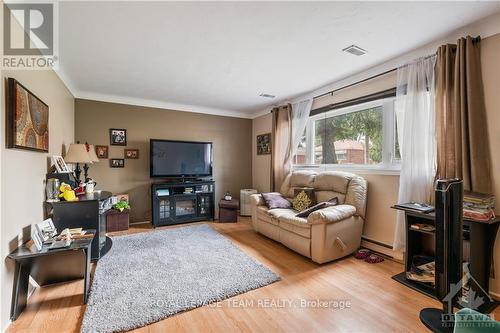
[94,129,140,168]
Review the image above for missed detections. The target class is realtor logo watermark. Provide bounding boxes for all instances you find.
[2,1,58,69]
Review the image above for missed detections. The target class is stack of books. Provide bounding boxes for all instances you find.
[463,191,496,222]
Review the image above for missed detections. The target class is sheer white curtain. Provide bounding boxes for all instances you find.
[393,56,437,251]
[287,98,313,163]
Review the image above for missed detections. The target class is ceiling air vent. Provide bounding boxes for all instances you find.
[259,93,276,99]
[342,45,367,56]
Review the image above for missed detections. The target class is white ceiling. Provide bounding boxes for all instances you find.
[59,1,500,118]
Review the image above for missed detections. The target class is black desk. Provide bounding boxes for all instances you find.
[392,207,500,313]
[7,232,94,321]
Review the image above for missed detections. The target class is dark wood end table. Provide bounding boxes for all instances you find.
[7,231,95,321]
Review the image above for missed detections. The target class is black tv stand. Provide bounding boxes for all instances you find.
[151,180,215,227]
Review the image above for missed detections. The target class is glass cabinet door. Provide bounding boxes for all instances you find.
[197,194,213,218]
[158,197,172,222]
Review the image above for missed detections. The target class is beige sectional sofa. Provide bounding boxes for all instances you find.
[251,170,367,264]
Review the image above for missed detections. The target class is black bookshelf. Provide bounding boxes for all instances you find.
[151,180,215,227]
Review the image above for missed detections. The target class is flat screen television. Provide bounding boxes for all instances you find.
[150,139,213,178]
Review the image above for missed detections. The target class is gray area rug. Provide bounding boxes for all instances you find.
[81,224,279,333]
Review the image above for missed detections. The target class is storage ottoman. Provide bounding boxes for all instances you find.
[219,199,239,223]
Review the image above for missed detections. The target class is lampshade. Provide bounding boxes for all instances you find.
[64,144,93,164]
[87,145,99,163]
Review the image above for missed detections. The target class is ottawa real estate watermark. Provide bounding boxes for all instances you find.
[440,271,496,329]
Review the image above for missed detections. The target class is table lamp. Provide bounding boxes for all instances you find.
[64,142,97,183]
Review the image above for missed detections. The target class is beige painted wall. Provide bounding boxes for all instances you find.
[252,113,272,192]
[357,173,399,248]
[75,99,252,222]
[0,70,74,329]
[481,33,500,297]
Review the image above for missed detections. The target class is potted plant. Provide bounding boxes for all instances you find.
[113,199,130,212]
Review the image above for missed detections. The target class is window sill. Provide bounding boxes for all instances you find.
[291,164,401,176]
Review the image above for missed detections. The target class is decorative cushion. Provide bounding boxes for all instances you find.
[296,197,338,218]
[261,192,292,209]
[292,188,316,212]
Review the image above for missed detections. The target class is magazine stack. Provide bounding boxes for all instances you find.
[463,191,495,222]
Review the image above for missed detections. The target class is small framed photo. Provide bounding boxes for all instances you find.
[110,128,127,146]
[52,155,71,173]
[110,158,125,168]
[95,145,109,159]
[257,133,272,155]
[31,229,43,251]
[124,149,139,159]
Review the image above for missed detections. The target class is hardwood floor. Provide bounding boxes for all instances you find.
[7,218,499,333]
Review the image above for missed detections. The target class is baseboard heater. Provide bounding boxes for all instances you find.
[361,236,393,249]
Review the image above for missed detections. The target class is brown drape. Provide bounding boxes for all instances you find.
[271,104,292,192]
[435,36,492,193]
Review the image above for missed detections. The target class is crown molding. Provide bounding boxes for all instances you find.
[53,67,257,119]
[72,91,254,119]
[250,108,272,119]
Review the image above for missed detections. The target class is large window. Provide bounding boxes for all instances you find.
[294,97,400,172]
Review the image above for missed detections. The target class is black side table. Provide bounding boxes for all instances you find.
[7,231,95,321]
[391,207,500,313]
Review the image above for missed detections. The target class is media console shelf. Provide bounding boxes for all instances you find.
[151,180,215,227]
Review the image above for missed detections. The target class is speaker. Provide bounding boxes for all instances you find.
[435,178,463,302]
[420,178,463,333]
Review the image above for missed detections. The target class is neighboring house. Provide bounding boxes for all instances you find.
[295,139,366,164]
[333,140,366,164]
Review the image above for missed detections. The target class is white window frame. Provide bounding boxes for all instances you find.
[293,97,401,175]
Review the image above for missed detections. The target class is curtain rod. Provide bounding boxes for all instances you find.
[273,36,474,111]
[313,68,396,100]
[313,53,438,100]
